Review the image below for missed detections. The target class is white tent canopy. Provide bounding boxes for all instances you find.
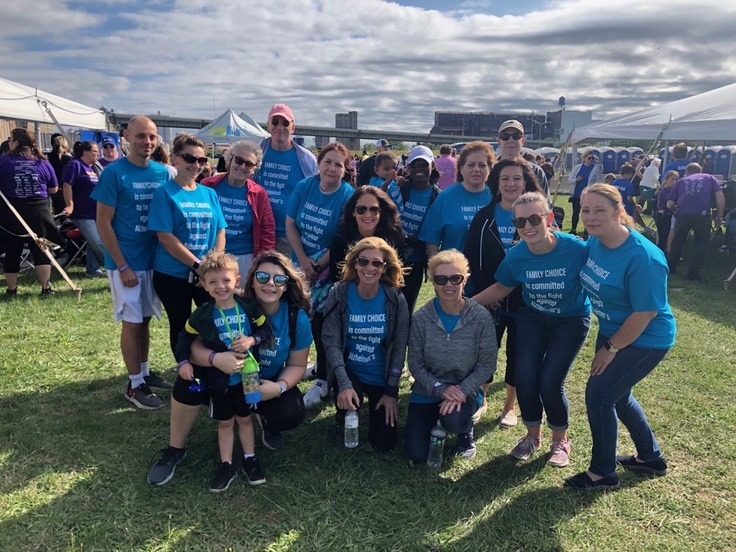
[0,77,107,129]
[571,83,736,144]
[195,109,269,144]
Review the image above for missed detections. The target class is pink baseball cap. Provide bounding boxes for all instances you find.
[268,103,294,123]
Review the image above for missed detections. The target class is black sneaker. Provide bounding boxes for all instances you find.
[5,288,17,296]
[564,471,620,491]
[242,455,266,485]
[124,382,163,410]
[455,429,477,459]
[145,371,174,390]
[616,454,668,476]
[147,446,186,485]
[209,461,237,493]
[40,287,54,297]
[262,430,285,451]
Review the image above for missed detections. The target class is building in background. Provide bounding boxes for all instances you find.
[430,111,551,141]
[546,109,594,143]
[335,111,359,150]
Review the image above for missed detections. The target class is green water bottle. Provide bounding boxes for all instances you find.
[242,351,261,404]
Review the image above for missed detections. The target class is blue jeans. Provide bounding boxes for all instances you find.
[585,334,669,478]
[515,307,590,431]
[405,399,478,463]
[72,218,105,274]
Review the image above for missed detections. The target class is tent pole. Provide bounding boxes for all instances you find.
[38,100,72,145]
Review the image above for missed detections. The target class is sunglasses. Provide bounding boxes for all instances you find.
[433,274,465,286]
[271,118,291,127]
[511,213,546,229]
[179,153,208,165]
[356,257,386,268]
[585,156,595,161]
[233,156,257,168]
[499,133,523,141]
[355,205,380,215]
[254,271,289,287]
[103,144,115,149]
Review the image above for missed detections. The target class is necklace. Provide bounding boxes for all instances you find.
[216,302,243,346]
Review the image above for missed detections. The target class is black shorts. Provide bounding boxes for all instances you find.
[210,383,255,421]
[172,365,212,406]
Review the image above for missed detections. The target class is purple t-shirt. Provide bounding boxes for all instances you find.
[657,186,673,215]
[668,173,720,216]
[61,159,99,220]
[435,155,456,190]
[0,154,58,199]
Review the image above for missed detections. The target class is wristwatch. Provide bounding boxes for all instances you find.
[604,340,620,354]
[192,260,201,270]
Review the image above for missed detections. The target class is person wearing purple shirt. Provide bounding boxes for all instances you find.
[666,163,725,280]
[435,145,456,190]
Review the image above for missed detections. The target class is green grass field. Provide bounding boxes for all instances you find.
[1,200,735,551]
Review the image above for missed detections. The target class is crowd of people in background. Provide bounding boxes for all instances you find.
[12,104,736,493]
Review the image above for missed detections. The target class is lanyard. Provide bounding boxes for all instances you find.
[216,303,242,346]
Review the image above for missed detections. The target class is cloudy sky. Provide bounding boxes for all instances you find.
[1,0,734,133]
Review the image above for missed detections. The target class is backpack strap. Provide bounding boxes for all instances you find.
[288,305,299,346]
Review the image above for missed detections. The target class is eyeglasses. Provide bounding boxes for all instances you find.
[179,153,208,165]
[511,213,546,229]
[103,144,115,149]
[355,205,380,215]
[254,271,289,287]
[356,257,386,268]
[499,133,523,141]
[233,156,257,168]
[433,274,465,286]
[271,118,291,127]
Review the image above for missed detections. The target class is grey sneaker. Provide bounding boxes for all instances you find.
[144,371,174,390]
[455,430,477,459]
[303,379,328,409]
[124,382,163,410]
[510,435,541,460]
[548,438,571,467]
[147,446,186,485]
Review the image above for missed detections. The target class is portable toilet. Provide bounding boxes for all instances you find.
[600,147,617,173]
[715,146,736,180]
[615,147,631,171]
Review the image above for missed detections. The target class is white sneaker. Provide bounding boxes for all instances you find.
[302,361,317,380]
[303,379,328,408]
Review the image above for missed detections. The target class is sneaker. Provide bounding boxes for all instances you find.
[5,288,17,296]
[145,371,174,390]
[209,461,237,492]
[564,471,620,491]
[303,379,328,409]
[40,287,54,297]
[262,430,285,451]
[548,438,571,467]
[455,430,477,459]
[124,382,163,410]
[303,361,317,380]
[616,454,668,476]
[471,399,488,424]
[510,435,541,460]
[147,446,186,485]
[86,269,107,278]
[242,455,266,485]
[499,410,518,429]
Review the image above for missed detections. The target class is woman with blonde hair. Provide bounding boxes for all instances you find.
[322,236,409,451]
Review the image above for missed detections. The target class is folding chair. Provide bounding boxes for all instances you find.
[62,226,87,268]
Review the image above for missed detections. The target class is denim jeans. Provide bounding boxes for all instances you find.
[405,399,478,463]
[585,334,669,478]
[71,218,105,274]
[515,307,590,431]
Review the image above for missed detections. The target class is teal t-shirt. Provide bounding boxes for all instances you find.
[493,203,516,251]
[419,183,490,252]
[258,301,313,381]
[90,158,170,270]
[215,182,253,255]
[495,232,591,317]
[148,181,227,279]
[258,146,304,237]
[212,303,253,385]
[580,231,676,348]
[345,283,387,387]
[368,176,403,210]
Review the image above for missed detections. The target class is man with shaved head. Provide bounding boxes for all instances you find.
[92,116,173,410]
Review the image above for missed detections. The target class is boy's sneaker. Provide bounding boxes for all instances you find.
[616,454,668,476]
[242,455,266,485]
[124,382,163,410]
[303,379,328,409]
[510,435,541,460]
[145,371,174,390]
[455,430,477,459]
[262,430,285,451]
[548,438,571,467]
[209,461,237,493]
[147,446,186,485]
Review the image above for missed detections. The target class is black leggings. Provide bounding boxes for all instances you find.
[153,271,211,356]
[494,313,517,387]
[570,197,582,232]
[401,261,426,314]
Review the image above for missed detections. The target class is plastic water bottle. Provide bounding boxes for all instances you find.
[344,410,359,448]
[427,423,447,469]
[242,351,261,404]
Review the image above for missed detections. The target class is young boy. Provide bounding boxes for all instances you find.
[369,151,403,209]
[176,251,271,492]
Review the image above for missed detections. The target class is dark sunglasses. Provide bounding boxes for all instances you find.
[355,205,380,215]
[179,153,208,165]
[511,213,546,229]
[254,271,289,287]
[499,132,523,141]
[433,274,465,286]
[271,118,291,127]
[585,156,595,161]
[356,257,386,268]
[102,144,115,149]
[233,156,257,168]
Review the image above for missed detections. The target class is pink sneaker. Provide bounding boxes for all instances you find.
[548,438,571,467]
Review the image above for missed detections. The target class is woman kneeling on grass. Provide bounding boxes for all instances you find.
[472,192,590,468]
[405,249,497,463]
[564,183,676,490]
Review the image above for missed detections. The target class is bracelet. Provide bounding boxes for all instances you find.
[117,264,129,272]
[277,379,288,397]
[177,359,191,367]
[208,351,217,366]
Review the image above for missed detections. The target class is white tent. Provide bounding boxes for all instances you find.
[571,83,736,144]
[0,77,107,129]
[195,109,269,143]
